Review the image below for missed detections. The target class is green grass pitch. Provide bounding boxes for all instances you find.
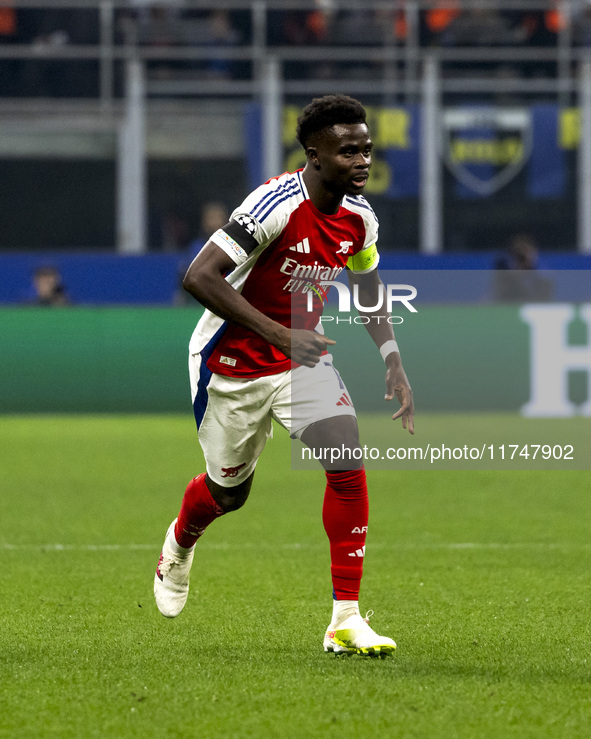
[1,414,590,738]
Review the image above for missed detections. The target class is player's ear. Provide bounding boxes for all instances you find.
[306,147,320,170]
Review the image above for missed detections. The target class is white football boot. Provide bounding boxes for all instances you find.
[154,519,195,618]
[324,610,397,657]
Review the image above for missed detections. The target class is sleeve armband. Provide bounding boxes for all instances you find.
[210,216,260,265]
[347,243,379,273]
[210,229,248,264]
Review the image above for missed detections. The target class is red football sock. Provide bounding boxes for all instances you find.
[322,468,369,601]
[174,474,225,548]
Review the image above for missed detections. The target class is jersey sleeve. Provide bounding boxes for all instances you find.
[209,174,303,266]
[346,196,380,274]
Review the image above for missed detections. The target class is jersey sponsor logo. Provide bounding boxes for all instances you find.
[289,237,310,254]
[280,257,342,281]
[338,241,353,254]
[220,462,247,478]
[219,355,237,367]
[280,256,344,295]
[348,546,366,558]
[351,526,368,534]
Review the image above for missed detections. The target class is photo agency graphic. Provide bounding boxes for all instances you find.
[307,281,418,324]
[290,270,591,472]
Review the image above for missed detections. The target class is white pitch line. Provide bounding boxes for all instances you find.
[0,543,156,551]
[1,542,588,552]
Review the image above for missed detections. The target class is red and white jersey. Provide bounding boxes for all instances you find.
[189,169,380,378]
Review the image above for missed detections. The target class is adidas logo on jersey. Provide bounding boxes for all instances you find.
[348,546,366,558]
[336,394,352,407]
[289,237,310,254]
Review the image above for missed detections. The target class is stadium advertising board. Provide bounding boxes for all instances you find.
[246,103,573,199]
[1,272,590,471]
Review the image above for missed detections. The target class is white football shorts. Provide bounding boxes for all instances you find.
[189,352,357,486]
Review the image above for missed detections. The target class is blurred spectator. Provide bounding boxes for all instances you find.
[280,4,333,46]
[0,4,16,37]
[29,265,71,306]
[121,1,185,80]
[272,1,335,80]
[0,4,18,95]
[176,201,229,305]
[331,10,387,45]
[422,0,461,45]
[186,201,229,261]
[315,10,391,81]
[161,208,192,252]
[203,10,241,79]
[492,234,554,303]
[434,5,527,47]
[572,2,591,46]
[545,1,569,37]
[17,8,99,97]
[501,7,564,80]
[426,4,531,103]
[122,6,242,80]
[128,0,183,27]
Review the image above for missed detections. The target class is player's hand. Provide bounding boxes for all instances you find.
[287,329,336,368]
[385,360,414,434]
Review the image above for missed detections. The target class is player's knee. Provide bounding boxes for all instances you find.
[206,473,253,513]
[217,489,249,512]
[302,416,360,446]
[301,416,363,472]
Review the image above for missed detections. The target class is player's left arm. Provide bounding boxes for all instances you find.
[346,268,414,434]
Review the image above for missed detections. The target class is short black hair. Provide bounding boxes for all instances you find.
[296,95,367,149]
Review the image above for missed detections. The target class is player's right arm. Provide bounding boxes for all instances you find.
[183,241,334,368]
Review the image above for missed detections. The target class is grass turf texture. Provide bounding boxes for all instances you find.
[1,414,590,738]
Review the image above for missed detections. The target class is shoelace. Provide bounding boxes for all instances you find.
[363,609,374,625]
[157,553,181,578]
[158,549,192,579]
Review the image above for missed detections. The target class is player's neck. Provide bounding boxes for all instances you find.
[302,166,342,216]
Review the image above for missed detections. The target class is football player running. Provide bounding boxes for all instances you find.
[154,95,414,656]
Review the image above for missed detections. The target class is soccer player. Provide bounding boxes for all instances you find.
[154,95,414,656]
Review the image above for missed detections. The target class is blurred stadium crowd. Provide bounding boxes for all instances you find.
[1,2,590,96]
[2,1,591,272]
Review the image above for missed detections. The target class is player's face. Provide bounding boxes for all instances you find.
[312,123,373,196]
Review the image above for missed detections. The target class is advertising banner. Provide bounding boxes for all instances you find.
[246,103,572,200]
